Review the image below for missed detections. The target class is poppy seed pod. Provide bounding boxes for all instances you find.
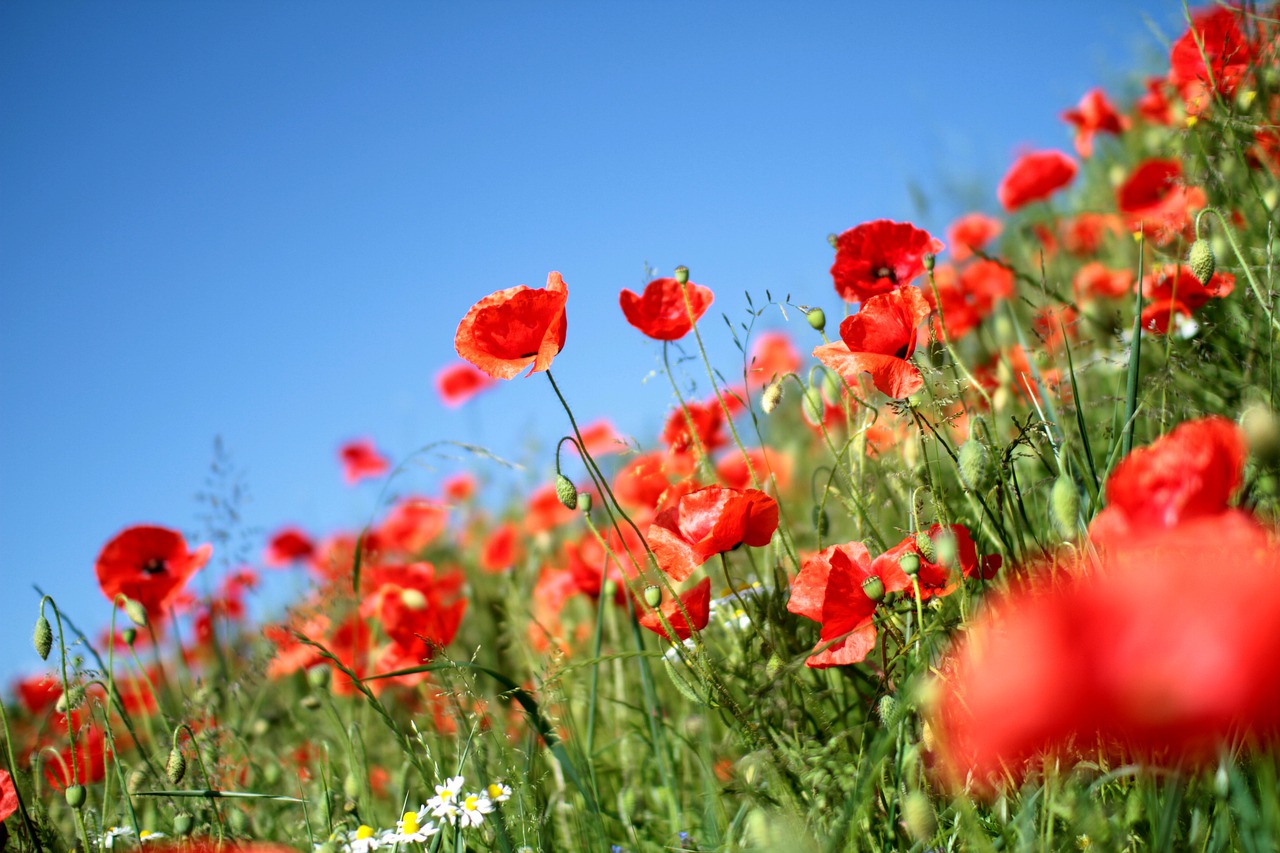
[1051,474,1081,539]
[861,575,885,602]
[673,265,689,285]
[122,627,137,646]
[33,613,53,660]
[914,531,936,563]
[173,813,194,837]
[554,474,577,510]
[957,440,994,492]
[923,252,936,272]
[56,685,85,714]
[166,747,187,785]
[577,492,592,513]
[643,585,663,608]
[64,785,86,809]
[898,552,921,576]
[807,307,827,331]
[1188,239,1216,285]
[306,665,331,689]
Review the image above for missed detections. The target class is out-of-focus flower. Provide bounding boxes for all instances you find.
[1169,6,1255,114]
[1116,158,1205,247]
[377,497,448,556]
[619,276,714,341]
[946,212,1002,262]
[746,331,801,387]
[1073,261,1134,301]
[870,524,999,601]
[455,271,568,379]
[1061,88,1129,157]
[0,769,17,824]
[997,150,1077,211]
[340,439,390,485]
[95,525,212,618]
[1138,264,1235,334]
[830,220,944,303]
[435,361,497,408]
[662,399,727,458]
[263,526,314,567]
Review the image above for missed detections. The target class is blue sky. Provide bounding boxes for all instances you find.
[0,1,1182,685]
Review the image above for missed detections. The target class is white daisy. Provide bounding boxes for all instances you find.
[346,824,387,853]
[386,808,437,844]
[101,827,136,849]
[484,781,512,803]
[456,792,494,828]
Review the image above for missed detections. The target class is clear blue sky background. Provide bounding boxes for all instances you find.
[1,1,1182,686]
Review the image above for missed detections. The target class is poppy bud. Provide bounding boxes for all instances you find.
[554,474,577,510]
[399,588,427,610]
[307,666,331,689]
[577,492,592,513]
[765,653,783,678]
[902,791,936,842]
[1241,403,1280,466]
[173,813,194,837]
[228,808,251,835]
[861,575,885,602]
[673,266,689,285]
[56,685,85,714]
[123,597,148,628]
[166,747,187,785]
[643,585,662,608]
[33,614,53,660]
[342,773,361,801]
[122,627,137,646]
[876,694,898,724]
[1214,764,1230,798]
[914,531,936,563]
[262,763,282,785]
[127,768,146,792]
[812,506,829,538]
[957,440,993,492]
[64,785,86,809]
[761,380,783,414]
[1051,474,1080,540]
[1188,239,1215,285]
[822,367,842,403]
[934,531,957,567]
[802,387,825,425]
[300,694,321,710]
[898,552,921,576]
[826,233,839,250]
[251,718,270,737]
[806,307,826,331]
[923,253,936,272]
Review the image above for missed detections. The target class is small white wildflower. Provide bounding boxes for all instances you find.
[102,827,137,849]
[386,808,437,843]
[457,792,494,828]
[663,638,695,663]
[346,824,387,853]
[138,830,166,844]
[484,781,512,803]
[427,775,466,822]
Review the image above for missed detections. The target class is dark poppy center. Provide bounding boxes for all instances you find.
[893,344,911,359]
[876,266,897,283]
[141,558,168,576]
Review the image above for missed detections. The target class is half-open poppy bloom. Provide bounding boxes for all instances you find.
[1116,158,1205,246]
[813,285,932,399]
[435,361,498,408]
[1061,88,1129,157]
[870,524,999,601]
[340,439,390,485]
[830,219,944,304]
[619,276,714,341]
[455,271,568,379]
[639,577,712,642]
[648,487,779,582]
[1138,263,1235,334]
[263,526,315,567]
[997,150,1077,212]
[1089,415,1248,549]
[946,212,1002,262]
[930,514,1280,793]
[788,541,910,668]
[1169,6,1256,114]
[95,525,212,617]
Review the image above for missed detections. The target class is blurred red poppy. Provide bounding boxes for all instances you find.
[1061,88,1129,157]
[1061,212,1123,256]
[1137,76,1174,126]
[946,212,1002,262]
[95,525,212,617]
[662,399,727,458]
[435,361,497,408]
[746,331,801,387]
[814,285,932,399]
[1073,261,1134,301]
[480,521,523,572]
[1137,263,1235,334]
[455,271,568,379]
[619,277,714,341]
[830,219,944,303]
[0,769,17,824]
[1169,6,1255,113]
[1116,158,1205,246]
[923,259,1015,343]
[648,487,779,581]
[339,439,390,485]
[788,541,906,667]
[264,526,314,567]
[44,726,110,789]
[378,496,448,556]
[579,418,624,456]
[997,150,1077,211]
[639,577,712,642]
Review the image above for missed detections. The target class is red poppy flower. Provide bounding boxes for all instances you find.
[264,614,331,679]
[1116,158,1206,246]
[95,525,212,617]
[788,541,908,668]
[619,277,714,341]
[746,331,801,387]
[1089,416,1247,549]
[1061,212,1123,256]
[614,453,674,511]
[480,521,523,572]
[443,473,476,503]
[639,577,712,642]
[1169,6,1255,113]
[830,219,944,304]
[716,447,792,492]
[263,526,314,567]
[339,438,390,485]
[44,726,111,789]
[1137,76,1175,126]
[997,150,1077,212]
[525,483,577,534]
[378,496,448,556]
[1139,264,1236,333]
[662,399,727,458]
[362,562,467,659]
[578,418,624,456]
[946,213,1002,262]
[1033,304,1078,353]
[870,524,999,601]
[930,514,1280,792]
[1073,261,1134,301]
[455,271,568,379]
[648,487,779,582]
[0,769,18,824]
[923,259,1015,343]
[1061,88,1129,158]
[435,361,497,408]
[813,285,932,399]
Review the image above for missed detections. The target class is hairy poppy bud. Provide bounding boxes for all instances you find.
[1188,239,1215,285]
[300,694,321,711]
[826,233,839,250]
[761,380,783,414]
[34,614,53,660]
[643,585,662,608]
[554,474,577,510]
[806,307,826,332]
[1051,474,1080,539]
[902,791,936,842]
[64,785,86,809]
[166,747,187,785]
[957,440,993,492]
[923,253,936,272]
[306,666,331,689]
[802,387,825,425]
[812,506,829,538]
[173,813,194,837]
[56,685,85,714]
[861,575,885,602]
[673,265,689,285]
[228,808,251,835]
[342,773,361,801]
[577,492,592,513]
[877,694,898,724]
[123,597,148,628]
[914,531,936,563]
[122,627,137,646]
[765,653,783,678]
[898,552,921,576]
[822,367,842,403]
